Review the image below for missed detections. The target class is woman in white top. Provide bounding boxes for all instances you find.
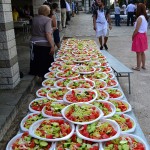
[132,3,148,71]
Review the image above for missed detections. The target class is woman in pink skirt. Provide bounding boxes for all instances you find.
[132,3,148,71]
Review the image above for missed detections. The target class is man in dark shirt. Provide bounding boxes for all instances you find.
[60,0,67,28]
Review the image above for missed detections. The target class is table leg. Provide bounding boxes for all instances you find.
[128,73,131,94]
[117,73,119,81]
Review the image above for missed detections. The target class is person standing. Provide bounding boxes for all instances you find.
[29,5,55,81]
[43,2,61,50]
[72,1,75,17]
[52,3,61,49]
[60,0,67,28]
[93,0,112,50]
[114,3,121,26]
[12,7,19,21]
[131,3,148,71]
[122,3,127,15]
[66,1,71,25]
[126,1,136,26]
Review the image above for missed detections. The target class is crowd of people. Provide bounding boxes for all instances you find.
[29,1,79,82]
[12,5,33,23]
[92,0,148,71]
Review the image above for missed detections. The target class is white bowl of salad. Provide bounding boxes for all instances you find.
[105,88,124,100]
[92,100,116,118]
[54,78,73,88]
[20,113,44,132]
[109,114,136,133]
[54,132,100,150]
[95,89,110,101]
[29,97,52,113]
[6,132,54,150]
[42,78,58,87]
[72,65,96,75]
[61,102,104,125]
[47,88,68,101]
[66,79,95,90]
[42,101,67,118]
[93,79,107,90]
[101,133,149,150]
[36,86,51,98]
[29,118,75,142]
[76,119,121,142]
[63,88,98,104]
[108,99,132,114]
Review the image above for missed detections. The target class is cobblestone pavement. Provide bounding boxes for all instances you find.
[1,11,150,148]
[64,12,150,143]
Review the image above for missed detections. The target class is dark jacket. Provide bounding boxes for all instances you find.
[60,0,66,8]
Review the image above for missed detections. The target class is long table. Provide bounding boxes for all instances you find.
[9,39,150,149]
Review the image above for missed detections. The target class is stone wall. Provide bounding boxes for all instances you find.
[32,0,45,15]
[0,0,20,89]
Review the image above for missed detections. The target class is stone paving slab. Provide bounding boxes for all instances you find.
[0,75,35,141]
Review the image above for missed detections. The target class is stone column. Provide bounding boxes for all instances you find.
[84,0,89,13]
[0,0,20,89]
[32,0,45,15]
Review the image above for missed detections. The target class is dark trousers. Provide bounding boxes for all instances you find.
[66,11,71,21]
[127,12,134,26]
[115,14,120,26]
[29,45,54,78]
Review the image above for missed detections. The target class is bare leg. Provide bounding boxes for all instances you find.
[56,42,61,49]
[136,52,141,69]
[104,36,108,45]
[103,36,108,50]
[141,52,146,68]
[99,36,103,47]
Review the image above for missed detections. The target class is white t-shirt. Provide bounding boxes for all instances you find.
[134,15,148,33]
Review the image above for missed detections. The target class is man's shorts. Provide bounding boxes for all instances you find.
[96,28,109,38]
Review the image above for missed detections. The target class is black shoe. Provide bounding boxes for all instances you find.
[20,72,24,78]
[103,44,108,50]
[100,46,103,50]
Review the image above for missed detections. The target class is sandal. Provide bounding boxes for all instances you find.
[132,67,140,71]
[141,66,146,70]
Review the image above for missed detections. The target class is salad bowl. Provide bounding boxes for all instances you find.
[6,132,54,150]
[108,99,132,114]
[109,114,136,133]
[29,97,53,113]
[63,88,98,104]
[29,118,75,142]
[42,101,67,118]
[66,79,95,90]
[101,133,149,150]
[92,100,116,118]
[54,132,100,150]
[20,113,44,132]
[76,119,121,142]
[61,102,104,125]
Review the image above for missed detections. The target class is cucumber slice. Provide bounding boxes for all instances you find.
[39,141,48,147]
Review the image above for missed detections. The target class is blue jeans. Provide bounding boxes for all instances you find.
[115,14,120,26]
